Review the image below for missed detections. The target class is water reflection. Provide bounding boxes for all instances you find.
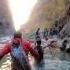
[0,49,70,70]
[32,59,45,70]
[31,50,70,70]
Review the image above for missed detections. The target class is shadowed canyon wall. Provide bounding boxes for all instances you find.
[0,0,14,37]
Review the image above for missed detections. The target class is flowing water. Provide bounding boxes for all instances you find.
[0,48,70,70]
[0,36,70,70]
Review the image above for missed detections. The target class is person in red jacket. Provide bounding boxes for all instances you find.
[0,32,39,70]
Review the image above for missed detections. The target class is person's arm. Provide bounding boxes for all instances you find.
[22,41,39,60]
[0,44,11,60]
[28,45,39,60]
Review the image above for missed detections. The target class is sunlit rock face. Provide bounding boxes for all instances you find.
[21,0,66,32]
[59,0,70,37]
[0,0,14,37]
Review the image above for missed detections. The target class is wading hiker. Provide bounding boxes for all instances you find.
[0,32,39,70]
[43,28,48,40]
[66,43,70,53]
[60,40,68,51]
[35,28,43,63]
[36,39,43,63]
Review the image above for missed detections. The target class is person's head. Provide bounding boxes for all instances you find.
[13,31,22,46]
[63,40,68,44]
[14,31,22,39]
[37,40,41,46]
[37,28,40,31]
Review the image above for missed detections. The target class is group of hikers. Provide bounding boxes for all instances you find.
[0,27,70,70]
[35,27,70,53]
[35,27,61,41]
[0,31,44,70]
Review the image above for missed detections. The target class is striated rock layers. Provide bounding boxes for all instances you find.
[21,0,66,32]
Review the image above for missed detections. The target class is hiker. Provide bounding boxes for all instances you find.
[35,28,43,63]
[60,40,68,51]
[43,28,48,40]
[35,28,41,39]
[36,39,43,63]
[66,43,70,53]
[49,28,53,37]
[0,32,39,70]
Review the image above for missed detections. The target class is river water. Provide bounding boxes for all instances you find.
[0,36,70,70]
[0,48,70,70]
